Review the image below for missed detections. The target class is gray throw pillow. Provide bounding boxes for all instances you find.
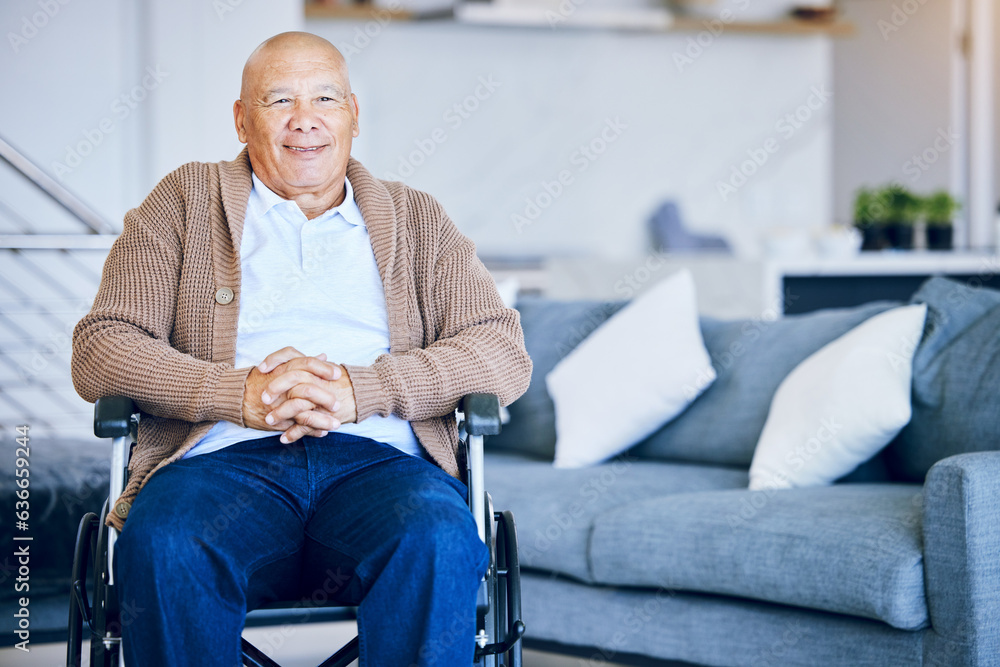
[884,277,1000,481]
[486,297,625,459]
[630,301,900,467]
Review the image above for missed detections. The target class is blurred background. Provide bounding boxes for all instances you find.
[0,0,996,438]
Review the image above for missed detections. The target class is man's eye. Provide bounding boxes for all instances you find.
[318,97,333,102]
[272,99,290,105]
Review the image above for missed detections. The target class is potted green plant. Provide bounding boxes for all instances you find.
[853,187,888,251]
[882,184,920,250]
[923,190,960,251]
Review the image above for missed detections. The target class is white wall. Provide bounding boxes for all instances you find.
[310,19,834,260]
[143,0,304,188]
[2,4,834,255]
[1,0,139,229]
[0,0,302,437]
[0,0,302,230]
[832,0,960,236]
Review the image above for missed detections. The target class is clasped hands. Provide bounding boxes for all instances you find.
[241,347,357,444]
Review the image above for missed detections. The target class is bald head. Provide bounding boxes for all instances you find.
[241,32,349,100]
[233,31,360,219]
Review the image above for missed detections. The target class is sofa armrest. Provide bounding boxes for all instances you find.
[922,450,1000,666]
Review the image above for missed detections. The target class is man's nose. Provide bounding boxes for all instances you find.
[288,102,321,132]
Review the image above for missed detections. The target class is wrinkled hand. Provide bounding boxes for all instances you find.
[242,347,358,444]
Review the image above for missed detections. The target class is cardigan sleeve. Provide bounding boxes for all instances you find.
[344,196,532,423]
[71,171,250,426]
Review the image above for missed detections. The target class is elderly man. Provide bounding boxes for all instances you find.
[72,31,530,666]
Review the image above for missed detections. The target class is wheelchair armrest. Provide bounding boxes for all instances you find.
[94,396,137,439]
[461,393,501,436]
[461,394,500,545]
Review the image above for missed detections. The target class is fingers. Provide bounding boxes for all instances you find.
[257,347,307,373]
[249,351,347,442]
[279,410,342,444]
[258,348,337,375]
[285,356,340,381]
[262,364,343,404]
[265,394,341,426]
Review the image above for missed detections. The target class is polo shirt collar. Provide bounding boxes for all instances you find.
[250,172,365,227]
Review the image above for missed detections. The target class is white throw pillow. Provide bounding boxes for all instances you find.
[547,269,717,468]
[748,303,928,490]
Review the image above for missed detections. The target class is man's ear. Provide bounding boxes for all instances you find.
[351,93,360,138]
[233,100,248,143]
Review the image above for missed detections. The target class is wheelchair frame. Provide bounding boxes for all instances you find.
[67,393,524,667]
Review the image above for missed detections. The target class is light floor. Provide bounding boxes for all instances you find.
[0,620,631,666]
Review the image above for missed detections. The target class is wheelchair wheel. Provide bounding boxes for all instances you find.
[68,511,98,667]
[494,510,523,667]
[475,494,524,667]
[67,499,122,667]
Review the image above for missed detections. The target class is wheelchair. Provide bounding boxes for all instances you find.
[67,393,524,666]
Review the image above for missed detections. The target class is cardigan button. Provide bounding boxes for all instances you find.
[114,500,131,518]
[215,287,235,305]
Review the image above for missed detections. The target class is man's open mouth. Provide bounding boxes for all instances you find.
[286,145,323,152]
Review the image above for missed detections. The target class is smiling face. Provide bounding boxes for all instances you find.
[234,33,359,215]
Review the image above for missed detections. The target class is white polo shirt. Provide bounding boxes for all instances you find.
[183,173,422,459]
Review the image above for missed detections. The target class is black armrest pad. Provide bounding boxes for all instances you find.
[94,396,137,438]
[462,393,501,436]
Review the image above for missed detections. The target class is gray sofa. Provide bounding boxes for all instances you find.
[484,276,1000,666]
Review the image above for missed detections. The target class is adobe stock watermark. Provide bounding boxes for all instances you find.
[213,0,255,20]
[200,492,252,543]
[584,586,677,666]
[50,65,169,179]
[393,481,450,524]
[99,597,146,643]
[410,609,469,667]
[875,492,922,553]
[511,117,627,234]
[519,454,635,564]
[726,478,789,531]
[0,557,14,588]
[749,619,807,667]
[901,127,958,183]
[682,288,800,400]
[613,253,667,299]
[673,0,751,73]
[554,302,624,357]
[716,85,831,202]
[729,415,844,530]
[249,566,352,657]
[58,466,109,516]
[383,75,502,181]
[877,0,930,41]
[7,0,73,54]
[238,231,353,335]
[778,416,843,475]
[939,255,1000,319]
[886,326,921,376]
[544,0,588,27]
[17,299,91,382]
[337,0,403,59]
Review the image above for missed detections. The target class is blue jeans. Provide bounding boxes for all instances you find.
[114,432,489,667]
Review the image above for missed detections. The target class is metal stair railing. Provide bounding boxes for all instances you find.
[0,134,114,235]
[0,133,115,438]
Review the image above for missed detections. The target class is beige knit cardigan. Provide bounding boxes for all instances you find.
[72,148,531,530]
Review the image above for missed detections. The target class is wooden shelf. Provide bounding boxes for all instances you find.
[305,2,855,36]
[670,16,854,37]
[306,4,415,20]
[455,3,674,29]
